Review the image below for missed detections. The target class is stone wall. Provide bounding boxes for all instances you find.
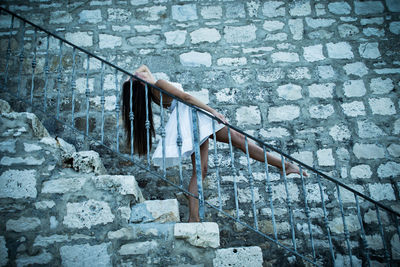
[0,0,400,265]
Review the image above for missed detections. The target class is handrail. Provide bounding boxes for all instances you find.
[1,6,399,266]
[1,6,397,218]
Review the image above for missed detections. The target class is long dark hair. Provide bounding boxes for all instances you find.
[122,79,155,156]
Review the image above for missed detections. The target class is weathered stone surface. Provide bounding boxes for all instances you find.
[263,20,284,31]
[0,140,16,153]
[42,177,87,194]
[107,8,131,22]
[308,83,334,98]
[289,1,311,16]
[164,30,186,45]
[388,144,400,157]
[329,124,351,141]
[130,199,180,223]
[271,183,299,202]
[317,66,335,79]
[305,18,335,28]
[119,241,158,255]
[390,22,400,35]
[0,99,11,114]
[172,4,197,22]
[309,104,334,119]
[79,10,102,23]
[357,120,385,138]
[180,51,212,67]
[368,183,396,201]
[334,254,362,267]
[355,1,384,15]
[99,34,122,49]
[213,246,263,267]
[343,62,368,77]
[257,68,284,82]
[201,6,222,19]
[34,200,56,209]
[92,175,144,202]
[350,165,372,179]
[16,251,52,267]
[236,106,261,126]
[63,200,114,229]
[65,32,93,47]
[391,234,400,260]
[33,234,92,247]
[377,162,400,178]
[326,42,354,59]
[1,112,49,138]
[268,105,300,122]
[0,236,8,267]
[224,25,256,43]
[329,215,360,234]
[303,44,325,62]
[127,35,160,46]
[190,28,221,44]
[50,11,73,24]
[287,67,310,80]
[217,57,247,66]
[60,243,111,267]
[0,156,45,166]
[341,101,365,117]
[317,149,334,166]
[359,42,380,59]
[288,19,303,40]
[72,151,106,175]
[370,77,394,94]
[353,143,385,159]
[271,52,299,63]
[174,222,219,248]
[343,80,366,97]
[369,98,396,115]
[6,217,41,232]
[328,2,351,15]
[0,170,37,199]
[262,1,285,17]
[276,84,302,100]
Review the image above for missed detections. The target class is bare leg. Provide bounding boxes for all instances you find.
[188,139,209,222]
[214,127,307,176]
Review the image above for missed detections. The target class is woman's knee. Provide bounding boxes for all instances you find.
[231,130,245,146]
[201,165,208,178]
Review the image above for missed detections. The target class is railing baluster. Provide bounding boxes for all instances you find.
[85,54,90,136]
[129,77,134,158]
[281,155,297,251]
[176,101,183,188]
[3,15,14,91]
[263,145,278,240]
[115,69,120,153]
[100,61,105,144]
[43,35,50,112]
[245,136,258,230]
[145,83,151,169]
[160,91,166,178]
[212,119,222,211]
[30,28,37,104]
[70,48,76,127]
[300,165,316,261]
[317,173,335,264]
[17,21,25,98]
[355,194,371,267]
[375,205,391,264]
[227,126,239,221]
[56,39,63,119]
[192,108,204,220]
[336,184,353,267]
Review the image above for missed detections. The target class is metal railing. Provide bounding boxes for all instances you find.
[1,7,399,266]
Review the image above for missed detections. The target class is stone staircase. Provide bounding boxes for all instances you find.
[0,99,263,267]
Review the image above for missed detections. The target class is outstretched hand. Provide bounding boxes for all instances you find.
[134,65,156,85]
[212,110,228,125]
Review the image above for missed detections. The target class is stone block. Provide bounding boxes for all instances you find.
[359,42,380,59]
[394,119,400,135]
[336,185,364,203]
[50,11,73,24]
[363,27,385,37]
[291,151,313,167]
[287,67,311,80]
[370,77,393,94]
[391,234,400,260]
[134,25,160,33]
[0,170,37,199]
[16,251,52,267]
[92,175,144,202]
[260,127,290,139]
[343,80,366,97]
[369,98,396,115]
[388,144,400,157]
[317,148,335,166]
[289,1,311,16]
[90,95,116,111]
[257,68,284,82]
[217,57,246,66]
[328,2,351,14]
[308,83,334,98]
[42,177,87,194]
[187,89,209,105]
[317,66,335,79]
[226,2,245,18]
[238,187,260,203]
[355,1,384,15]
[6,217,40,232]
[341,101,365,117]
[224,25,256,43]
[368,184,396,201]
[180,51,211,67]
[329,124,351,141]
[303,183,328,203]
[305,18,335,28]
[350,165,372,179]
[127,35,160,46]
[377,162,400,178]
[303,44,325,62]
[309,104,334,119]
[0,156,45,166]
[107,8,131,22]
[0,140,16,153]
[236,106,261,126]
[164,30,186,46]
[99,34,122,49]
[271,183,299,202]
[276,84,302,100]
[263,20,284,31]
[343,62,368,77]
[63,199,114,229]
[215,88,238,102]
[72,151,106,175]
[190,28,221,44]
[0,236,7,267]
[23,143,41,152]
[390,22,400,35]
[353,143,385,159]
[137,6,166,21]
[0,99,11,114]
[213,246,263,267]
[201,6,222,19]
[327,42,353,59]
[334,254,362,267]
[268,105,300,122]
[78,10,102,23]
[174,222,219,248]
[119,241,158,255]
[262,1,285,17]
[60,243,111,267]
[288,19,303,40]
[172,4,197,22]
[329,215,360,234]
[65,32,93,47]
[130,199,180,223]
[357,120,385,138]
[271,52,299,63]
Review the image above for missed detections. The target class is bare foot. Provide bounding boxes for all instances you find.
[284,162,308,177]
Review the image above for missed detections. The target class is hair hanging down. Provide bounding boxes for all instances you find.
[122,79,155,156]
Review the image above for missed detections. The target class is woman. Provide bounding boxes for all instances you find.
[123,65,306,222]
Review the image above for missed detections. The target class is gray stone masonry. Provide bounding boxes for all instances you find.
[0,0,399,266]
